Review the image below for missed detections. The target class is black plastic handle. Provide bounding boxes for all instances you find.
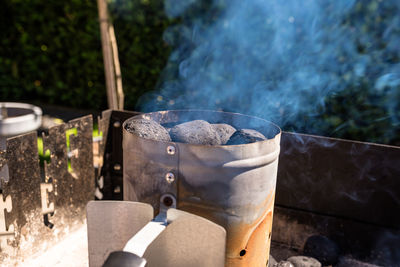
[102,251,147,267]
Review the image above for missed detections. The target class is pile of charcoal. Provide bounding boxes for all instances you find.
[269,254,382,267]
[269,255,322,267]
[125,118,267,145]
[269,235,382,267]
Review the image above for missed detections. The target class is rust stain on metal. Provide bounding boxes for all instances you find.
[224,193,275,267]
[179,191,276,267]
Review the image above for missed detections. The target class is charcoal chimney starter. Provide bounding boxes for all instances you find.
[123,110,281,267]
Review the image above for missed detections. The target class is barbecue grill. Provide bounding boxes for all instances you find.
[0,109,399,267]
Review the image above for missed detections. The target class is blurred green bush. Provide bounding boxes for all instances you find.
[0,0,171,111]
[108,0,173,109]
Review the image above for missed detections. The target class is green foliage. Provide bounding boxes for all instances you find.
[108,0,174,109]
[0,0,106,108]
[0,0,172,110]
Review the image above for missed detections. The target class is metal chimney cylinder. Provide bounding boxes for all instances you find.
[123,110,281,267]
[0,102,42,149]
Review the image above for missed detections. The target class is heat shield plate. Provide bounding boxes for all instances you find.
[86,200,226,267]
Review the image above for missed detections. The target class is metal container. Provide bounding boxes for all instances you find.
[123,110,281,267]
[0,102,42,185]
[0,102,42,148]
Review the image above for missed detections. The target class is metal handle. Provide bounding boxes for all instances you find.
[102,205,169,267]
[222,147,280,168]
[102,251,147,267]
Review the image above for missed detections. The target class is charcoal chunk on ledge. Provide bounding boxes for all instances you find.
[226,129,267,145]
[269,255,278,267]
[212,123,236,145]
[125,119,171,142]
[287,256,321,267]
[275,260,295,267]
[169,120,221,145]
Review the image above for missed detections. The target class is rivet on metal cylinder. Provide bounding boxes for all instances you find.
[113,186,121,194]
[113,121,121,128]
[166,145,175,155]
[165,172,175,183]
[160,193,177,210]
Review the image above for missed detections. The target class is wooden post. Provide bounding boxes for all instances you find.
[109,24,124,110]
[97,0,118,110]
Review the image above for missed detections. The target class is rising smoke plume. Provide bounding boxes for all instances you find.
[136,0,400,144]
